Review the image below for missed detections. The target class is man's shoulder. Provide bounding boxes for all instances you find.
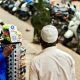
[32,50,47,63]
[32,47,75,63]
[56,48,75,64]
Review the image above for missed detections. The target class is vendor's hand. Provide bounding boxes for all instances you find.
[3,44,14,57]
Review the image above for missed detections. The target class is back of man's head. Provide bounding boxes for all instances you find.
[40,25,58,48]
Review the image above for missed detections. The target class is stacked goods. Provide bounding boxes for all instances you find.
[20,47,26,80]
[7,43,21,80]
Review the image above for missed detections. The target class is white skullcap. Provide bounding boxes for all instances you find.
[41,25,58,43]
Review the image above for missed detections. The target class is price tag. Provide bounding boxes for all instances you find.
[9,25,19,43]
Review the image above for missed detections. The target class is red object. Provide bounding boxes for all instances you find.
[73,0,79,1]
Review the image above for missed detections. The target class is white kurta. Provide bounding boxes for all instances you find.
[29,46,76,80]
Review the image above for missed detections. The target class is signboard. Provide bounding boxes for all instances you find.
[9,25,19,43]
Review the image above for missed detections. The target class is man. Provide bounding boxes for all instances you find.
[0,44,14,80]
[29,25,76,80]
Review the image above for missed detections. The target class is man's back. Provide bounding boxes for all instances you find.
[29,46,76,80]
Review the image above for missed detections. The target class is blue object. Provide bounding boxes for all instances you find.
[25,0,33,4]
[0,46,6,80]
[20,11,25,15]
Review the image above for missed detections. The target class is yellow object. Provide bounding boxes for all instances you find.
[3,24,10,30]
[16,30,22,42]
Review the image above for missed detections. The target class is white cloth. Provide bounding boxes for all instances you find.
[29,46,76,80]
[21,2,29,11]
[67,16,80,39]
[12,7,17,12]
[41,25,58,43]
[64,30,73,38]
[14,1,21,7]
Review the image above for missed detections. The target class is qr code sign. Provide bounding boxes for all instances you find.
[11,36,17,41]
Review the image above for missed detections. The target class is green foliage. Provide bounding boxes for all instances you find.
[31,0,51,39]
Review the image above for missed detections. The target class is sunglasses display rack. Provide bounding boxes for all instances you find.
[6,43,20,80]
[6,43,26,80]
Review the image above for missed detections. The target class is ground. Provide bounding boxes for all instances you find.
[0,3,80,80]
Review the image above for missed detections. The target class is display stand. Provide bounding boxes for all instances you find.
[7,43,21,80]
[6,25,26,80]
